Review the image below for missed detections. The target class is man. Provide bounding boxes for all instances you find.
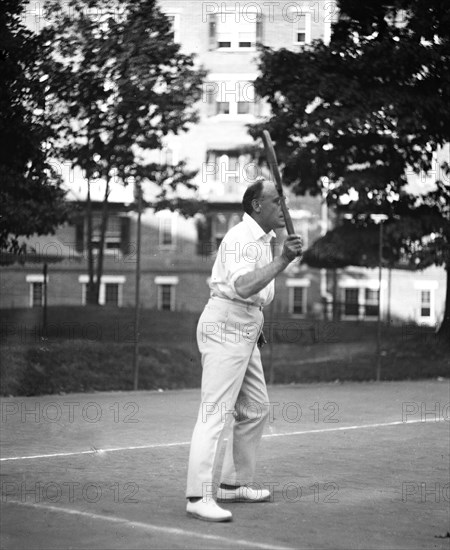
[186,178,303,522]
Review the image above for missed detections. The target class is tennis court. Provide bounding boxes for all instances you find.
[1,380,449,549]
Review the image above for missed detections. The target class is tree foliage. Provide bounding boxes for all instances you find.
[0,0,68,252]
[252,0,450,335]
[41,0,206,303]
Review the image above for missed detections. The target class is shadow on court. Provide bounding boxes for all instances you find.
[1,380,449,549]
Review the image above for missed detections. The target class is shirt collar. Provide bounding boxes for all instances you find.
[243,213,276,242]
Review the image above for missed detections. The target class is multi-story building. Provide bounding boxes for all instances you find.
[1,0,446,328]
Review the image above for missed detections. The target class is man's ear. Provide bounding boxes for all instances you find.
[252,199,261,212]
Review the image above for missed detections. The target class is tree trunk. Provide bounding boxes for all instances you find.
[85,178,98,305]
[85,111,99,306]
[94,179,110,305]
[437,261,450,342]
[332,268,339,321]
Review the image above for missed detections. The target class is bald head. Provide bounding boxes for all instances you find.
[243,179,285,233]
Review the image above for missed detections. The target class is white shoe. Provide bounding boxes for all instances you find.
[216,485,271,503]
[186,497,232,522]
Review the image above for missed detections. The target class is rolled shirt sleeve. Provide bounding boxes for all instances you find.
[209,214,275,306]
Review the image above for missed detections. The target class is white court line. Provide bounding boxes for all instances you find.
[3,500,295,550]
[0,418,446,462]
[264,418,446,438]
[0,441,191,462]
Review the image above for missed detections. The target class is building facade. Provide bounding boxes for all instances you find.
[1,0,446,327]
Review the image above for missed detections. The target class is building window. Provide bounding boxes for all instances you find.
[414,281,438,324]
[292,287,305,315]
[105,283,119,306]
[420,290,431,318]
[159,216,174,247]
[90,213,123,255]
[287,279,310,316]
[216,13,235,48]
[155,276,179,311]
[206,84,216,115]
[292,11,312,45]
[77,214,129,256]
[237,101,251,114]
[165,13,180,42]
[32,282,43,308]
[196,213,213,256]
[26,274,48,308]
[79,275,125,307]
[214,213,228,248]
[204,149,254,197]
[160,285,173,311]
[217,101,230,115]
[344,288,359,317]
[210,12,261,50]
[364,289,379,318]
[340,283,383,320]
[206,80,258,118]
[221,154,239,195]
[158,211,177,248]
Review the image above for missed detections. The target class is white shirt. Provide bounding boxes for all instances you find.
[209,213,276,307]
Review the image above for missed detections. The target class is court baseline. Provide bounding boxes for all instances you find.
[2,499,295,550]
[0,418,445,462]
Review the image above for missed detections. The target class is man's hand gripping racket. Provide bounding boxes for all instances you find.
[261,130,303,261]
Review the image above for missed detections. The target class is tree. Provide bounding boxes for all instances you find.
[251,0,450,337]
[41,0,206,304]
[0,0,68,253]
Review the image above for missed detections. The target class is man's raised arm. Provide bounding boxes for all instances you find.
[234,235,303,299]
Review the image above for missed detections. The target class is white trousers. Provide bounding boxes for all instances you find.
[186,297,270,498]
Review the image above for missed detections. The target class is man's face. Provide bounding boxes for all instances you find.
[255,181,287,232]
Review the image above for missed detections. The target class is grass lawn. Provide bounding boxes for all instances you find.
[1,307,448,396]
